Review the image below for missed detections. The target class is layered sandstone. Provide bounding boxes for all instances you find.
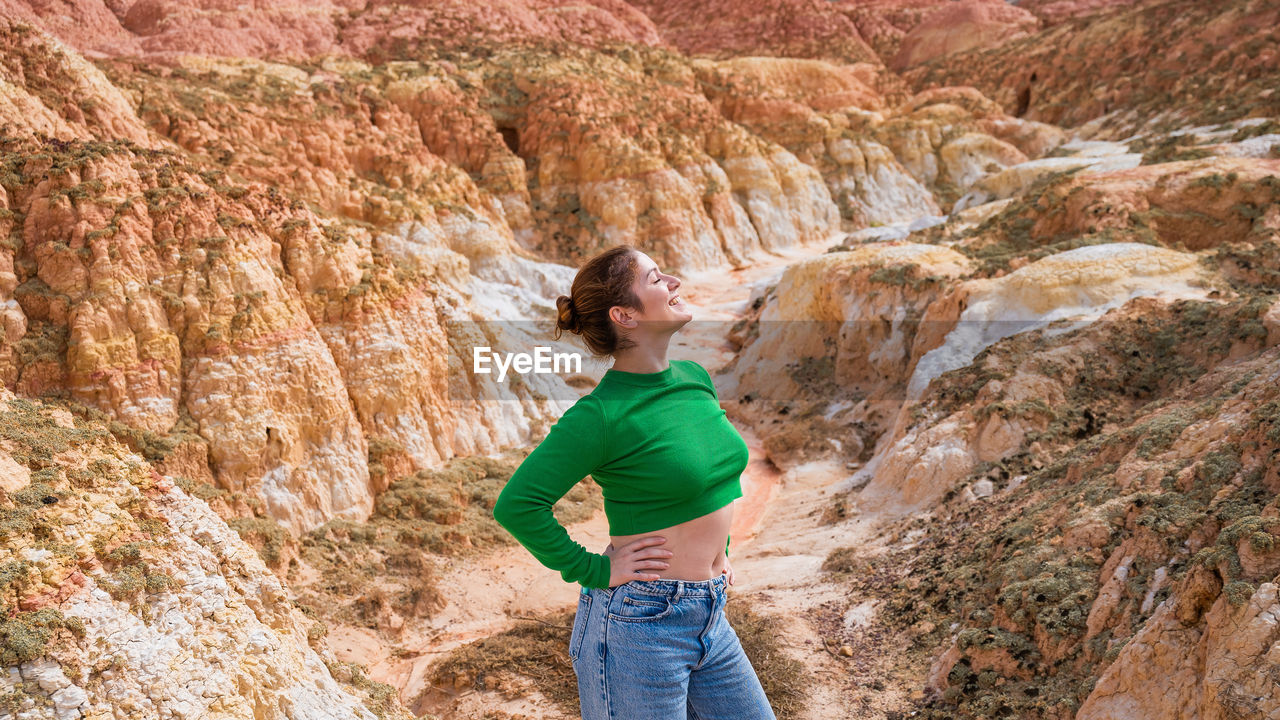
[0,0,663,60]
[873,93,1036,211]
[721,105,1280,712]
[0,389,407,719]
[107,48,843,272]
[861,242,1210,512]
[699,73,1062,223]
[0,27,547,534]
[726,242,970,469]
[0,22,864,539]
[692,57,937,227]
[903,311,1280,718]
[627,0,879,64]
[2,135,380,535]
[1017,0,1145,24]
[890,0,1039,72]
[0,20,150,144]
[956,157,1280,276]
[832,0,1094,70]
[836,0,942,64]
[906,0,1280,135]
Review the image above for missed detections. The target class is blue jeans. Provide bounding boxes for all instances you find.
[570,575,776,720]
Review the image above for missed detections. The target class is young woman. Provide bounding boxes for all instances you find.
[492,244,776,720]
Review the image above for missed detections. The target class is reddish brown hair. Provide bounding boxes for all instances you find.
[554,245,643,358]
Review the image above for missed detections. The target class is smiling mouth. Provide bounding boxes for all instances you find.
[668,295,684,307]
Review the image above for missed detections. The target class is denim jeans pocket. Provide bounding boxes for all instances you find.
[609,590,674,623]
[569,592,591,661]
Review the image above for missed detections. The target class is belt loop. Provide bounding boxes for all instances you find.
[674,580,684,601]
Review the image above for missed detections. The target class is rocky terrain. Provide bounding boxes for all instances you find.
[0,0,1277,718]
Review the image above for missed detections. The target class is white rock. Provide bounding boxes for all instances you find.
[51,684,87,719]
[906,242,1208,400]
[907,215,947,232]
[20,548,52,563]
[844,600,879,630]
[843,224,910,244]
[1205,134,1280,159]
[23,658,71,694]
[34,472,384,720]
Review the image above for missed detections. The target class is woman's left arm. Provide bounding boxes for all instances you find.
[493,395,612,588]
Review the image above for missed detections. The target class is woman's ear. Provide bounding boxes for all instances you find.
[609,305,637,329]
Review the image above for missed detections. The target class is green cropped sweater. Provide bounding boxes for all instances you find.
[492,359,749,589]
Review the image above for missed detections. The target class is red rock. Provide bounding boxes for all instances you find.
[1022,158,1280,252]
[906,86,1005,118]
[627,0,879,64]
[120,0,341,58]
[3,0,662,60]
[836,0,942,64]
[1017,0,1143,25]
[342,0,662,61]
[0,0,141,56]
[905,0,1280,131]
[890,0,1039,71]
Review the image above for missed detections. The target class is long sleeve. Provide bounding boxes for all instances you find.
[493,394,611,589]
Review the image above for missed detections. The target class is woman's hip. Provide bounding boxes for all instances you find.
[573,579,729,663]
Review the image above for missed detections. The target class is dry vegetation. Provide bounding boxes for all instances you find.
[290,450,600,634]
[819,289,1280,717]
[0,395,179,707]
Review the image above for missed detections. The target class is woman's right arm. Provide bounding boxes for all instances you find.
[492,395,612,589]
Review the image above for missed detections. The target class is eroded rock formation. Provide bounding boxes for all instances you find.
[906,0,1280,134]
[890,0,1039,72]
[0,389,405,719]
[0,0,1278,718]
[725,77,1280,715]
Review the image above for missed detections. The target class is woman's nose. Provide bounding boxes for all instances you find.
[667,275,681,289]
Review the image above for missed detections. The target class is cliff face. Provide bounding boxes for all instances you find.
[0,7,1065,540]
[0,0,664,59]
[904,0,1280,136]
[0,388,403,719]
[625,0,880,64]
[0,22,860,543]
[889,1,1039,72]
[727,106,1280,720]
[892,296,1280,719]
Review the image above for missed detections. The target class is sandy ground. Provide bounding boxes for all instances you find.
[331,237,918,719]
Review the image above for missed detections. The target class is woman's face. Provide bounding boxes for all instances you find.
[623,251,692,330]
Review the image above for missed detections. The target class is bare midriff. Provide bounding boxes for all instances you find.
[611,503,733,582]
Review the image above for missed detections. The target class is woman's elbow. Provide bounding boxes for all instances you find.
[492,490,523,530]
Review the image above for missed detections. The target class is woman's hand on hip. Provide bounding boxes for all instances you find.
[604,537,671,586]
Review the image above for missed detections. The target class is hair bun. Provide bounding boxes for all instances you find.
[555,295,581,335]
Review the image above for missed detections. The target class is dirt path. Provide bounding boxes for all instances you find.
[339,237,908,718]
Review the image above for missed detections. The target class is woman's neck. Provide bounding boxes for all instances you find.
[610,336,674,374]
